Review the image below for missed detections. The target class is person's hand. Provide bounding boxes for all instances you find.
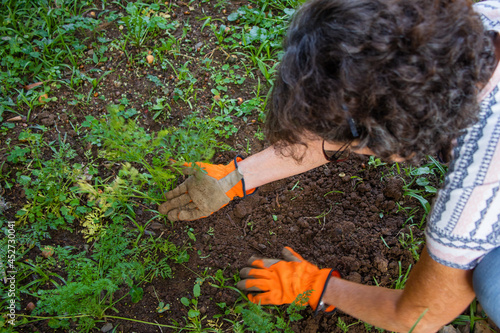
[237,247,340,312]
[158,157,254,221]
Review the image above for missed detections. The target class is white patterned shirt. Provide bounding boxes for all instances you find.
[425,1,500,270]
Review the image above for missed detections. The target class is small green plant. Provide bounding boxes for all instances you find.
[239,291,310,333]
[13,130,89,243]
[178,281,215,331]
[368,155,387,168]
[119,2,177,47]
[363,322,385,332]
[156,301,170,313]
[398,226,425,261]
[305,206,333,225]
[392,262,412,290]
[351,175,364,189]
[337,317,360,332]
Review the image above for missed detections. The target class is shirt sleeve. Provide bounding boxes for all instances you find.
[425,87,500,270]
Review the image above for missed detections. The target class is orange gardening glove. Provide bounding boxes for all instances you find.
[158,156,255,221]
[237,247,340,312]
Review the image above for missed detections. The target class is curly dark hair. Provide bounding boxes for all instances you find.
[265,0,496,161]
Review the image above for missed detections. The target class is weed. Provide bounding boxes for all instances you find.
[451,299,488,330]
[398,225,425,261]
[13,130,86,243]
[364,322,385,332]
[32,223,145,330]
[156,301,170,313]
[119,3,177,47]
[179,282,214,331]
[238,291,310,333]
[82,105,230,199]
[392,262,412,289]
[337,317,360,332]
[368,155,387,168]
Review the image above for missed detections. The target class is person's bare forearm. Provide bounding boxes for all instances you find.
[322,248,475,333]
[237,138,386,190]
[324,278,411,332]
[237,139,330,190]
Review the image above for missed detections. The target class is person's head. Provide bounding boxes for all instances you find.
[266,0,496,162]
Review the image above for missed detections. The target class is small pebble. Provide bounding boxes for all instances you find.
[101,322,113,333]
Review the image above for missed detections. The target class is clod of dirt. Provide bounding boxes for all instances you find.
[345,272,362,283]
[38,111,55,126]
[297,217,310,229]
[374,256,389,273]
[340,221,355,233]
[26,302,35,312]
[233,203,248,219]
[357,182,371,193]
[383,177,404,200]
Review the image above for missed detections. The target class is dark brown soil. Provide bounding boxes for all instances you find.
[1,1,484,332]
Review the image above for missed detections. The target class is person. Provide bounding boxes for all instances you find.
[158,0,500,331]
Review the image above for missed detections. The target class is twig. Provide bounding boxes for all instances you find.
[226,213,236,228]
[242,216,251,237]
[154,320,164,333]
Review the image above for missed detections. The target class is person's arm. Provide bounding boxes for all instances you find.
[159,137,345,221]
[237,138,333,190]
[323,246,475,332]
[158,136,391,221]
[238,137,406,190]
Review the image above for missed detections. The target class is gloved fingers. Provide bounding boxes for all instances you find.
[282,246,305,263]
[163,182,189,200]
[177,202,208,221]
[248,290,283,306]
[182,166,197,176]
[247,256,281,269]
[167,209,181,222]
[238,284,267,293]
[159,193,192,217]
[165,202,198,221]
[248,256,283,269]
[164,192,192,210]
[236,278,269,293]
[239,267,273,280]
[259,258,282,268]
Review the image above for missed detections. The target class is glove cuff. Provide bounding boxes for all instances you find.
[310,268,341,312]
[225,155,257,199]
